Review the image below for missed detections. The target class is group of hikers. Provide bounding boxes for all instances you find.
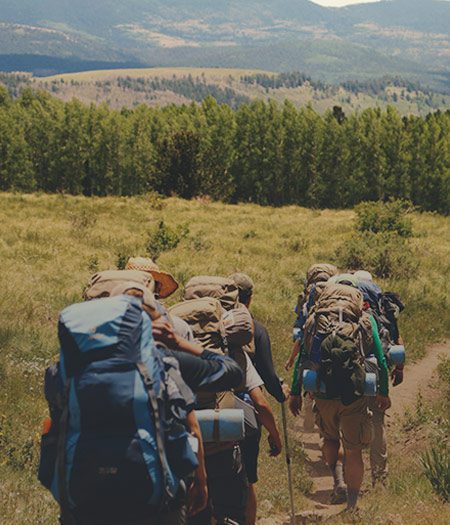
[38,258,405,525]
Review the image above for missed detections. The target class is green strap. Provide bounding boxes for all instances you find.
[291,349,303,396]
[369,315,389,397]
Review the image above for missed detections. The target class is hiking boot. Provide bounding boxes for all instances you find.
[330,485,347,505]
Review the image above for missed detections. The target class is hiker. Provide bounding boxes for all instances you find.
[170,276,283,525]
[290,278,391,511]
[125,259,246,394]
[39,271,245,525]
[354,270,406,485]
[229,272,288,525]
[287,264,338,432]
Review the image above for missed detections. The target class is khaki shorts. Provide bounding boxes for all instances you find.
[314,397,373,450]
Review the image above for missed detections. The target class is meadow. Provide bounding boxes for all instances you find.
[0,192,448,524]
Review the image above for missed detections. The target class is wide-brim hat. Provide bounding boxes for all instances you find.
[125,257,179,299]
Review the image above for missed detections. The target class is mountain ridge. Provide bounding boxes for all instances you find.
[0,0,449,90]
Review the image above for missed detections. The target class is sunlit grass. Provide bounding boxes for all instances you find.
[0,192,448,523]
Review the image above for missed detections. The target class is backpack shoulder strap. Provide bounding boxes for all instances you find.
[136,361,175,505]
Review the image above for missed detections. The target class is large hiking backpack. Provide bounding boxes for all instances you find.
[357,280,405,355]
[38,295,198,525]
[183,276,239,311]
[183,275,254,355]
[84,270,157,315]
[303,283,374,403]
[168,297,253,408]
[294,264,338,339]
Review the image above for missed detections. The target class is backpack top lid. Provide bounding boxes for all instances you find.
[183,276,239,311]
[306,264,338,287]
[315,282,364,323]
[169,297,226,353]
[329,273,360,288]
[357,280,383,310]
[84,270,158,316]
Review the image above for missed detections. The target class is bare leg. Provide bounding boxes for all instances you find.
[343,448,364,510]
[245,484,257,525]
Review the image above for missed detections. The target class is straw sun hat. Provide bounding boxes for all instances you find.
[125,257,179,299]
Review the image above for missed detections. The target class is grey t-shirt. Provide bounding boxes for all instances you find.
[244,352,264,392]
[171,314,195,342]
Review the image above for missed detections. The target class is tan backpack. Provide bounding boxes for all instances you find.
[304,282,372,358]
[169,298,227,354]
[296,263,338,316]
[183,276,239,311]
[83,270,158,316]
[168,297,253,409]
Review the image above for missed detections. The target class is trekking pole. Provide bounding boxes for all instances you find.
[280,381,296,525]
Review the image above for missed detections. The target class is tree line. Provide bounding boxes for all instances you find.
[0,87,448,213]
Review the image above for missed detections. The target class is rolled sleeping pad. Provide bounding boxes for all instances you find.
[388,345,406,366]
[302,369,378,397]
[195,409,245,443]
[303,369,325,394]
[364,373,377,396]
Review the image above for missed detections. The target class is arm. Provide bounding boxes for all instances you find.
[391,335,405,386]
[153,317,243,392]
[253,320,285,402]
[169,349,243,393]
[289,351,303,416]
[249,386,282,457]
[185,411,208,517]
[285,339,301,371]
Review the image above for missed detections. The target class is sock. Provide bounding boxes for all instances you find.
[335,463,345,488]
[330,463,346,489]
[346,488,359,510]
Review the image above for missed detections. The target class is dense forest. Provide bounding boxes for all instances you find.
[0,86,448,213]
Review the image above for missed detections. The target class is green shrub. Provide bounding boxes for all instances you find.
[87,255,99,273]
[420,444,449,502]
[116,251,129,270]
[146,220,189,260]
[355,200,413,238]
[336,231,417,278]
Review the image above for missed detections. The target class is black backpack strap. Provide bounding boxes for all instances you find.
[136,362,174,505]
[56,380,78,525]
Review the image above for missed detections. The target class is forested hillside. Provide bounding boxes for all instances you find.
[0,87,448,213]
[0,0,449,89]
[2,68,449,115]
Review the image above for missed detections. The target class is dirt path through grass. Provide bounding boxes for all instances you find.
[260,340,450,525]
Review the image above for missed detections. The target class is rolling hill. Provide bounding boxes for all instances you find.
[1,67,449,116]
[0,1,449,91]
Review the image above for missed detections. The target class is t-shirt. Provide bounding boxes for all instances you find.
[171,315,195,342]
[244,352,264,392]
[253,318,285,402]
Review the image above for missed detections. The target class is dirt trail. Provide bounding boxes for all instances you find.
[260,340,449,525]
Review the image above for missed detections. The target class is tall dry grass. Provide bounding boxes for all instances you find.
[0,192,448,523]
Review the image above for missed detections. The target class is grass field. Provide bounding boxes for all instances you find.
[45,67,273,82]
[0,192,448,524]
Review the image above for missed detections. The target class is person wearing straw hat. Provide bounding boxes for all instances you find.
[126,257,179,299]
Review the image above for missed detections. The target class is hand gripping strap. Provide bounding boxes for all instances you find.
[136,362,175,505]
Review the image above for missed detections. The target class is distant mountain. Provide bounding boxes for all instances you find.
[0,0,449,91]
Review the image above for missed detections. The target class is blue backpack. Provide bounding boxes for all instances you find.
[38,295,198,524]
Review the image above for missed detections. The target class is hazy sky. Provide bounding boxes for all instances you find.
[311,0,380,6]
